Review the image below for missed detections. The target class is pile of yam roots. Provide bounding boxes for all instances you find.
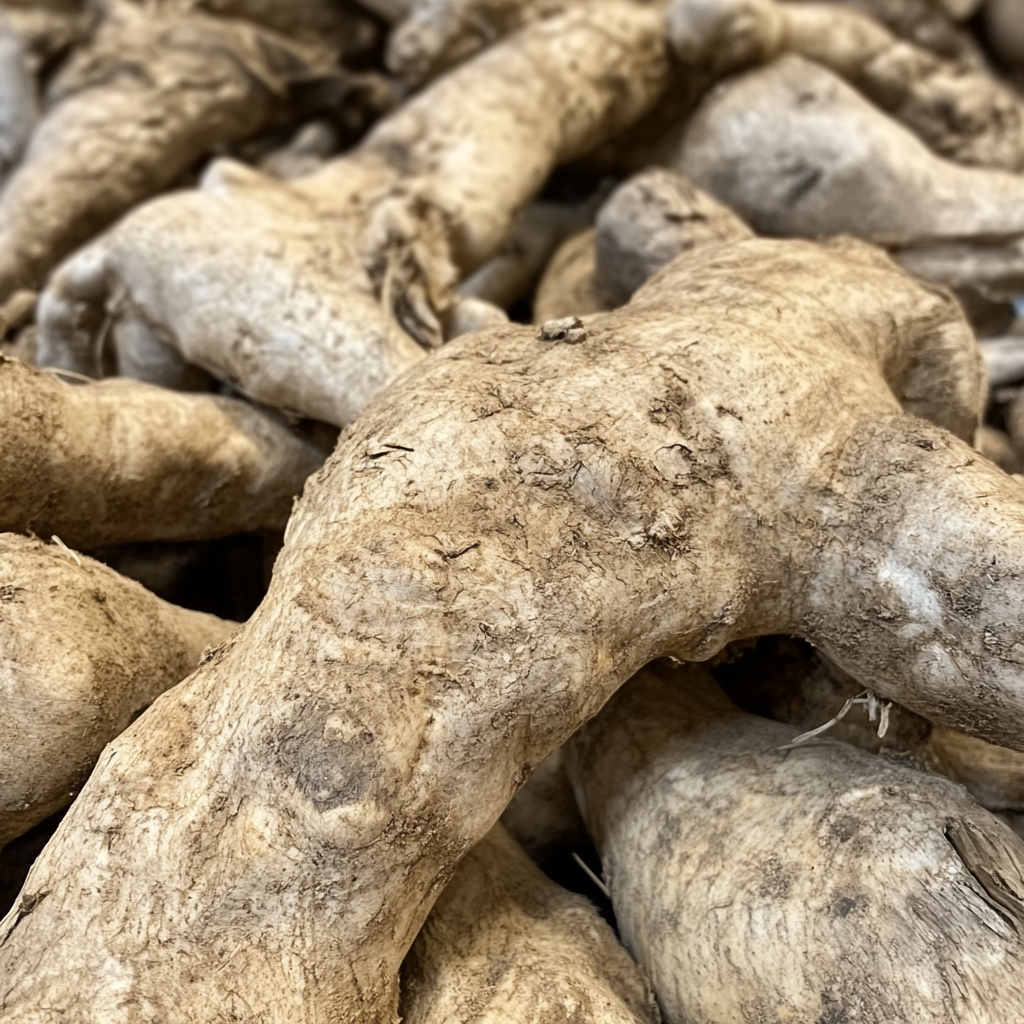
[9,0,1024,1019]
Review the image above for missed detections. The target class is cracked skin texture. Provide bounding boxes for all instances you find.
[4,236,1023,1023]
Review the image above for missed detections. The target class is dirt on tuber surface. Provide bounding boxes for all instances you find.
[0,2,352,301]
[7,236,1024,1022]
[0,356,324,548]
[676,55,1024,297]
[566,660,1024,1023]
[0,533,236,850]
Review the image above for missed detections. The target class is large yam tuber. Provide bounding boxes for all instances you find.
[677,55,1024,295]
[566,662,1024,1023]
[0,534,235,850]
[0,356,324,548]
[5,237,1024,1021]
[400,824,659,1024]
[669,0,1024,171]
[0,14,34,190]
[0,4,337,299]
[36,4,670,424]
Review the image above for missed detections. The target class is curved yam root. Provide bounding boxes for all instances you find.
[0,356,323,548]
[0,6,329,299]
[7,237,1024,1022]
[534,167,750,320]
[401,824,659,1024]
[36,4,669,424]
[0,534,235,850]
[566,663,1024,1023]
[670,0,1024,171]
[677,56,1024,294]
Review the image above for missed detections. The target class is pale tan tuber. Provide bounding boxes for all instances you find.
[0,533,235,850]
[36,4,670,424]
[566,662,1024,1023]
[669,0,1024,171]
[0,3,342,299]
[7,237,1024,1022]
[400,824,659,1024]
[0,356,324,548]
[534,166,751,320]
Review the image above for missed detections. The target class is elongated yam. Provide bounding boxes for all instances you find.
[567,663,1024,1023]
[6,238,1021,1023]
[0,534,235,849]
[670,0,1024,169]
[0,7,328,299]
[0,356,324,548]
[36,4,670,423]
[401,824,659,1024]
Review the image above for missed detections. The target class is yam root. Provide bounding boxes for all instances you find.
[6,237,1024,1022]
[677,55,1024,296]
[0,533,235,850]
[36,4,669,424]
[566,662,1024,1023]
[836,0,983,60]
[716,634,1024,828]
[669,0,1024,170]
[400,824,659,1024]
[534,167,751,320]
[500,748,589,863]
[0,4,338,299]
[0,355,324,548]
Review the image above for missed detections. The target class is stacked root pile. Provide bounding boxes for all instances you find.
[2,0,1024,1021]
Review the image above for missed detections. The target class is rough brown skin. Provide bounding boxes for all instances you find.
[0,534,235,850]
[677,55,1024,296]
[5,237,1023,1023]
[0,3,334,300]
[670,0,1024,171]
[400,824,659,1024]
[0,356,324,548]
[566,662,1024,1023]
[36,4,670,424]
[534,168,751,321]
